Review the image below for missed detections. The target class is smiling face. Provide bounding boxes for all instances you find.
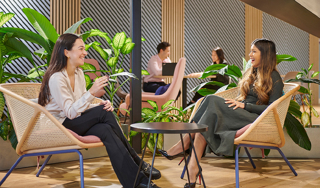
[249,45,261,68]
[65,38,87,68]
[211,50,219,63]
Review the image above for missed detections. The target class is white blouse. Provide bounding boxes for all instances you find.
[45,68,98,123]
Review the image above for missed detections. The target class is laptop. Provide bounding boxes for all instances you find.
[162,63,177,76]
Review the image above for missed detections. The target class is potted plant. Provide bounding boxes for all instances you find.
[129,99,191,155]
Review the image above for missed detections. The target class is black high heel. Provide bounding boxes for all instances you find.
[158,149,182,160]
[184,169,202,188]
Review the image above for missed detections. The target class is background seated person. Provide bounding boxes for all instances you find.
[189,47,229,105]
[143,42,171,93]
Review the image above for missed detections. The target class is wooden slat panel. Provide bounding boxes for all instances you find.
[309,34,319,105]
[50,0,81,35]
[162,0,185,110]
[245,4,262,60]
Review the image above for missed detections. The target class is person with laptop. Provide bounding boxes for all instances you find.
[143,42,172,93]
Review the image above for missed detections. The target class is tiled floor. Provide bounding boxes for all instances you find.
[1,155,320,188]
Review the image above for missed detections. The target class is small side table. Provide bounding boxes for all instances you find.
[131,122,208,188]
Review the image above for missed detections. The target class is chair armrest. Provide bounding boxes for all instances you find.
[214,87,239,99]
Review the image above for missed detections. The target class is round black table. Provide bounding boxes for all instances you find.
[131,122,208,188]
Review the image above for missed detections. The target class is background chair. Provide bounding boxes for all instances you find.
[119,57,186,121]
[182,83,300,188]
[0,83,104,188]
[83,59,106,98]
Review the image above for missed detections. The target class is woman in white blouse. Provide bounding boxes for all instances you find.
[38,33,160,188]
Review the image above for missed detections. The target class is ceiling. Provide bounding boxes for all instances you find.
[240,0,320,38]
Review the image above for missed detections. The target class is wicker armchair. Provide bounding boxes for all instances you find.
[0,83,104,188]
[185,83,300,188]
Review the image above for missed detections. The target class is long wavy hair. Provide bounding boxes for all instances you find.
[213,47,225,64]
[38,33,81,106]
[236,38,278,105]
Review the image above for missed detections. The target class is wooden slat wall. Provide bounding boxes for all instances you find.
[245,4,262,60]
[162,0,185,109]
[309,34,319,105]
[50,0,81,34]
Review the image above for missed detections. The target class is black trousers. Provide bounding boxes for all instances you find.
[63,105,148,188]
[143,81,166,93]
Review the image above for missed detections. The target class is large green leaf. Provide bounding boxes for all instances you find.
[6,37,33,64]
[311,106,319,118]
[142,107,157,117]
[103,49,112,57]
[311,72,319,78]
[301,112,310,127]
[84,74,92,88]
[80,62,97,72]
[147,100,158,111]
[28,63,47,75]
[34,48,47,60]
[27,70,45,78]
[85,41,100,51]
[64,17,92,34]
[22,8,58,43]
[288,100,302,119]
[0,27,51,54]
[141,70,149,75]
[286,78,320,85]
[284,112,311,150]
[190,81,225,93]
[9,127,17,150]
[197,88,216,96]
[125,37,132,44]
[3,53,22,66]
[0,13,15,27]
[276,54,297,64]
[161,100,175,110]
[110,72,137,79]
[81,29,111,44]
[215,83,237,93]
[120,42,135,54]
[3,72,32,82]
[112,32,126,49]
[298,86,308,94]
[0,92,4,118]
[92,44,108,60]
[226,64,242,78]
[107,57,118,67]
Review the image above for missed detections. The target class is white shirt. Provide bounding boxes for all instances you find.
[144,55,171,83]
[45,68,98,123]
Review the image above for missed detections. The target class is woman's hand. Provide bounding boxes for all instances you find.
[225,99,245,110]
[89,76,109,96]
[99,100,114,112]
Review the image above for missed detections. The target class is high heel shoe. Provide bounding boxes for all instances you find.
[183,169,202,188]
[158,149,183,160]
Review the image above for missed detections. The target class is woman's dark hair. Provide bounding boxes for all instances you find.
[156,42,170,53]
[213,47,225,64]
[38,33,81,106]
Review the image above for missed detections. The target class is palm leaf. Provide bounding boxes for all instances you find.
[64,17,92,34]
[0,27,51,54]
[22,8,58,43]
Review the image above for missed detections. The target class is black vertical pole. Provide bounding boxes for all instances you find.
[130,0,142,153]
